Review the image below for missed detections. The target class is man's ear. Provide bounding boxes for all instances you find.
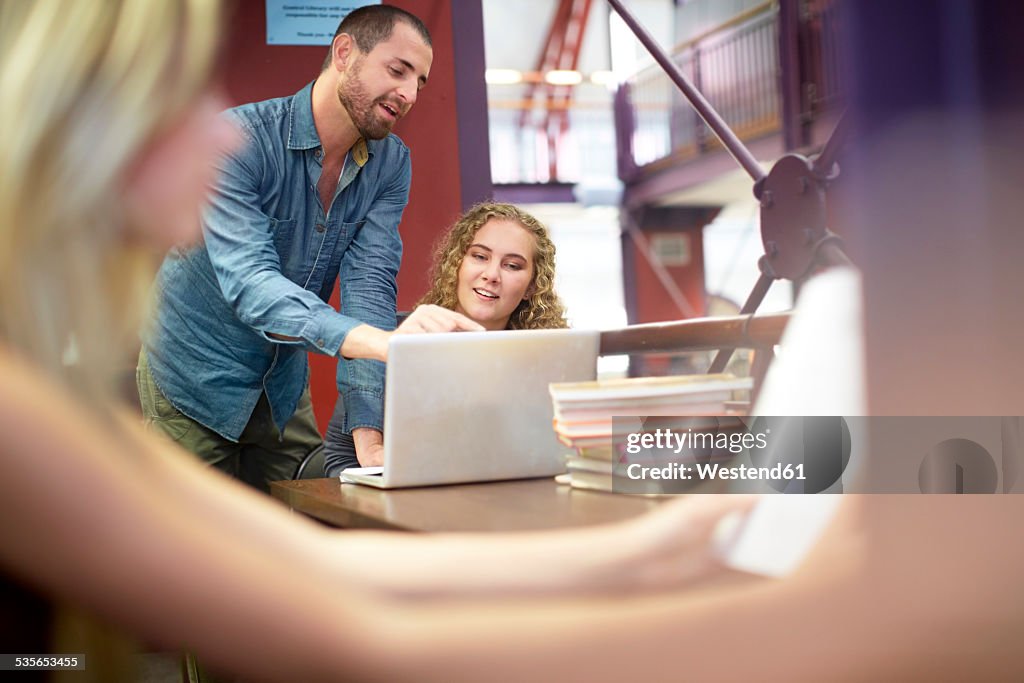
[331,33,356,71]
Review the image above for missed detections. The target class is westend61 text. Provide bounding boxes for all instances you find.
[626,462,806,481]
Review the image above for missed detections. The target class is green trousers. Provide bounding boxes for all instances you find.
[136,350,323,493]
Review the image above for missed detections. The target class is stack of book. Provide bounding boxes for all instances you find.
[549,374,753,492]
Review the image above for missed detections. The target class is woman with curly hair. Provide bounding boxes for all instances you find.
[419,202,568,331]
[324,203,568,473]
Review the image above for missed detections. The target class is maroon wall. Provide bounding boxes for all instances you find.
[630,229,707,324]
[621,206,716,325]
[222,1,487,431]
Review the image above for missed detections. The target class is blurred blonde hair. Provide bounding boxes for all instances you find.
[419,203,568,329]
[0,0,222,405]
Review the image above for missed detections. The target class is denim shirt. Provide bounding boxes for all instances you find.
[144,81,408,441]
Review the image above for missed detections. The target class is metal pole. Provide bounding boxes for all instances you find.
[812,112,848,178]
[707,271,774,373]
[607,0,768,183]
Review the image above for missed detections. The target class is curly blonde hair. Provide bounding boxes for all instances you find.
[419,203,568,329]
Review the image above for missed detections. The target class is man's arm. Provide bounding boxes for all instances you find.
[201,121,361,359]
[330,305,484,466]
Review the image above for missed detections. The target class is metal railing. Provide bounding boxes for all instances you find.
[488,99,616,184]
[627,3,780,169]
[620,0,841,175]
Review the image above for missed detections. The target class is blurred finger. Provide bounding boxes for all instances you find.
[398,306,484,334]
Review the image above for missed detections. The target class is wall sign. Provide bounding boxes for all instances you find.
[650,233,692,267]
[266,0,379,46]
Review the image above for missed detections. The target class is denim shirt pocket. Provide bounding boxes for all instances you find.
[340,219,365,242]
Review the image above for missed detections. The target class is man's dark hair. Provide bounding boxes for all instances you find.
[321,5,431,71]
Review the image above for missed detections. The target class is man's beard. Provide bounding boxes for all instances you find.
[337,65,397,141]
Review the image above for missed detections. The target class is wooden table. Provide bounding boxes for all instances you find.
[270,477,666,532]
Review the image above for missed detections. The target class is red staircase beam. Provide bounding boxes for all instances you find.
[543,0,594,180]
[515,0,593,180]
[516,0,574,130]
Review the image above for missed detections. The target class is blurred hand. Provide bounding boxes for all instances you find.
[340,306,485,362]
[393,305,485,335]
[612,494,760,590]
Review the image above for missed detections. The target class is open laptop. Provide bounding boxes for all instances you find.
[340,328,600,488]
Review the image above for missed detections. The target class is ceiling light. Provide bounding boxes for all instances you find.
[544,69,583,86]
[485,69,523,85]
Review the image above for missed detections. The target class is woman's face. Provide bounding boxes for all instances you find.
[122,89,241,249]
[453,218,537,330]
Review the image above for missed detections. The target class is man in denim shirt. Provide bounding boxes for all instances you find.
[138,6,480,491]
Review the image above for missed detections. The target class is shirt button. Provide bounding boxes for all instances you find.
[316,339,325,348]
[315,223,326,233]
